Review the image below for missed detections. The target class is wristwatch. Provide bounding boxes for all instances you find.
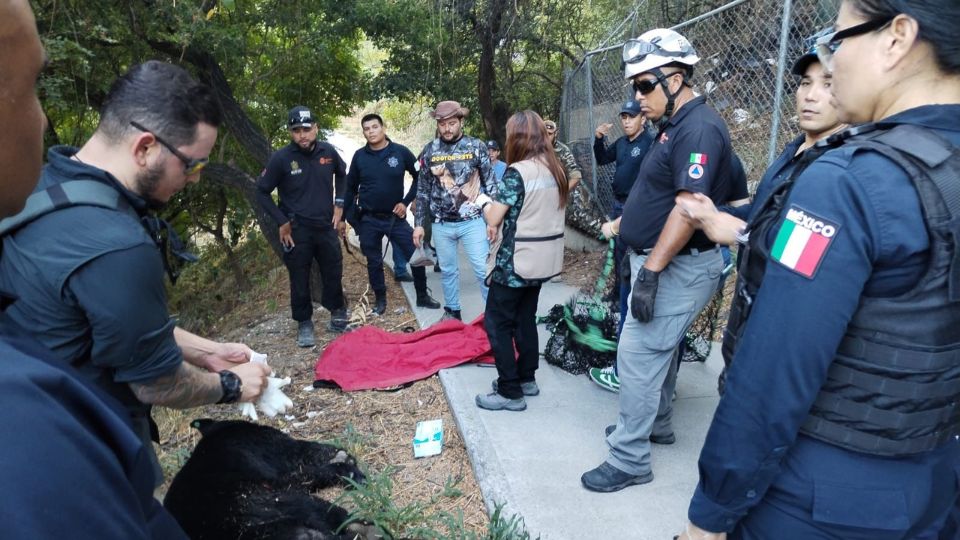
[217,370,243,404]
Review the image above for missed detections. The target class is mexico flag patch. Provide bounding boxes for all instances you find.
[770,206,839,279]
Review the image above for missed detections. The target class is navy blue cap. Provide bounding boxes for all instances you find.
[486,140,500,150]
[287,106,315,128]
[791,27,833,76]
[620,100,642,117]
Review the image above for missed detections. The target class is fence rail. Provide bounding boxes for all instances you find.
[561,0,838,219]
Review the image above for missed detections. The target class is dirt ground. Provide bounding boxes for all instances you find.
[155,243,607,534]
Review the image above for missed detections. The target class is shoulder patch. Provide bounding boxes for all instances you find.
[770,205,840,279]
[688,164,704,180]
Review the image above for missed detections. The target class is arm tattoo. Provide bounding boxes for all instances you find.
[129,362,223,409]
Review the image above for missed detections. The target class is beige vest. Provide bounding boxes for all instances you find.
[487,157,565,281]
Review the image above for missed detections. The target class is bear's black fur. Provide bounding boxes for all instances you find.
[164,419,374,540]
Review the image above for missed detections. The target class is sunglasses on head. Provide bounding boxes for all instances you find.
[815,16,895,71]
[130,121,209,176]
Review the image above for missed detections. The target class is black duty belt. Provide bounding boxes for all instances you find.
[633,244,719,257]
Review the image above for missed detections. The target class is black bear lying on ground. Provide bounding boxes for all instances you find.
[164,419,377,540]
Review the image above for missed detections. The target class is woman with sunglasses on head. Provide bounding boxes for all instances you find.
[679,1,960,539]
[474,110,570,411]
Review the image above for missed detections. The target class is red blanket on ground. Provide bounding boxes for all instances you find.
[314,316,494,391]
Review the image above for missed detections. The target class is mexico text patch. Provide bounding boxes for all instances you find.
[770,205,839,279]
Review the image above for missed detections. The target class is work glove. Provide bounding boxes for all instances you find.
[620,253,632,286]
[631,267,660,323]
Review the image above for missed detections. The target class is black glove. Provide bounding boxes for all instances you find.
[630,266,660,322]
[620,252,632,286]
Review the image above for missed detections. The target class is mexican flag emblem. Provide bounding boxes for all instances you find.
[771,206,839,279]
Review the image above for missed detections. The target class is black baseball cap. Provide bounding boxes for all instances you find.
[620,100,642,117]
[287,106,315,128]
[486,140,500,151]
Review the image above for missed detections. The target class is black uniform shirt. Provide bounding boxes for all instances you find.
[257,140,346,228]
[344,140,417,214]
[620,96,734,250]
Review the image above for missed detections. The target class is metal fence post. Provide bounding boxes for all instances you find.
[585,54,598,200]
[767,0,794,166]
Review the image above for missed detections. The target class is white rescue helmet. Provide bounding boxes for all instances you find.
[622,28,700,80]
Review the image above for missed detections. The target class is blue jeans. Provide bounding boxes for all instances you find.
[391,243,410,277]
[433,218,489,311]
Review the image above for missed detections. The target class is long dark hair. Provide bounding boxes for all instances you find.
[503,110,568,207]
[849,0,960,74]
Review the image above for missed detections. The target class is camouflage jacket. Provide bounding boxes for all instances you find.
[554,140,582,183]
[415,135,495,226]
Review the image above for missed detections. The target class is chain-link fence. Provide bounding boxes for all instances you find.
[561,0,838,219]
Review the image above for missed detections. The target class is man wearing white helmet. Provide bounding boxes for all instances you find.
[583,28,735,492]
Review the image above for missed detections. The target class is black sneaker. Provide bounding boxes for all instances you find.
[440,307,461,321]
[296,320,315,348]
[416,290,441,309]
[580,462,653,492]
[394,273,414,283]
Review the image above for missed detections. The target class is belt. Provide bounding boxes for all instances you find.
[633,244,719,257]
[434,215,479,224]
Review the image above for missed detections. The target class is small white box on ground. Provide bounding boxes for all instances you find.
[413,419,443,458]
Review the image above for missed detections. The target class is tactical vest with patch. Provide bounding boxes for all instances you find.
[724,122,960,457]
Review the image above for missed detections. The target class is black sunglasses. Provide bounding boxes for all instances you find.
[130,121,209,176]
[815,16,895,69]
[632,72,676,95]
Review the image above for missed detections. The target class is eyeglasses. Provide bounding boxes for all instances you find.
[632,72,675,95]
[815,16,894,71]
[130,121,209,176]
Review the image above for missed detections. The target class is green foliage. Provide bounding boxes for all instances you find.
[338,467,535,540]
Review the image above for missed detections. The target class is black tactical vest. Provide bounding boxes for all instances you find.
[723,122,960,456]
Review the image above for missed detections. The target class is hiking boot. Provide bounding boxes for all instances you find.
[372,295,387,316]
[492,379,540,396]
[475,392,526,411]
[440,307,462,321]
[416,290,440,309]
[604,425,675,445]
[394,273,414,283]
[581,462,653,493]
[296,320,315,348]
[327,308,350,333]
[588,366,620,393]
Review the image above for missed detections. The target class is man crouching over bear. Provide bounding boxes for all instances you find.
[164,419,379,540]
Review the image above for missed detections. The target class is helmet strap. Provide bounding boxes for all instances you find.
[651,67,685,130]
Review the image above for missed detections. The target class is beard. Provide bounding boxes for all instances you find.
[135,161,168,209]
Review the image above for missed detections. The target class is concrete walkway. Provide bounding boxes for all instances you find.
[388,243,724,539]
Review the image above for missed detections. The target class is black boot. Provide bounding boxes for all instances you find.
[416,289,440,309]
[328,307,350,333]
[373,294,387,315]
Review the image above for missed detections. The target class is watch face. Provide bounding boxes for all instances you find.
[219,371,243,404]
